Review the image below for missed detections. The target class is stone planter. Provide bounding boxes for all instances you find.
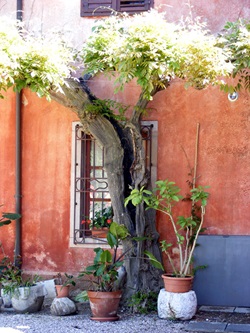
[1,281,13,308]
[158,288,197,320]
[1,288,12,308]
[11,282,46,313]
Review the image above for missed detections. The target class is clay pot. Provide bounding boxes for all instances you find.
[87,290,122,321]
[55,285,70,298]
[162,274,194,293]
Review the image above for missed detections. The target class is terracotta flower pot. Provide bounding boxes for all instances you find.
[55,285,70,298]
[162,274,194,293]
[91,227,109,238]
[87,290,122,321]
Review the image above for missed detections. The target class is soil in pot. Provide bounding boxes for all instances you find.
[162,274,194,293]
[87,290,122,321]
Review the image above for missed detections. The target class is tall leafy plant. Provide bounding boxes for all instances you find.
[125,180,209,277]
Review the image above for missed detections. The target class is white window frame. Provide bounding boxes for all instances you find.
[69,120,158,248]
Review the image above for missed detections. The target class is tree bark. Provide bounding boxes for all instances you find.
[50,78,163,299]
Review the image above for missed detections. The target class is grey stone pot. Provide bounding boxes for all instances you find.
[11,282,46,313]
[1,288,12,308]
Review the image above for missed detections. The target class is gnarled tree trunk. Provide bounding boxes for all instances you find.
[51,79,163,299]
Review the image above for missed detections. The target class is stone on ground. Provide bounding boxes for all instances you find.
[50,297,76,316]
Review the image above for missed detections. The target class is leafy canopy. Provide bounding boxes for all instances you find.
[218,19,250,92]
[0,12,249,104]
[0,17,75,100]
[81,10,235,100]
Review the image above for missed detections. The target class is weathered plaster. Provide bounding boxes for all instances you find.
[0,0,249,276]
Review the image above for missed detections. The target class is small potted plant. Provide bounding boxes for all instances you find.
[0,257,45,313]
[91,206,113,238]
[0,255,21,308]
[76,221,130,321]
[125,179,209,293]
[54,273,76,298]
[0,209,21,308]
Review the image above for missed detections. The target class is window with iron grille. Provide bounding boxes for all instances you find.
[70,121,157,246]
[80,0,152,17]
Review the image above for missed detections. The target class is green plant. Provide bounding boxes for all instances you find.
[78,221,129,292]
[128,290,158,314]
[91,206,113,229]
[0,256,40,295]
[218,19,250,93]
[0,209,21,228]
[54,272,76,287]
[0,256,21,283]
[125,179,209,277]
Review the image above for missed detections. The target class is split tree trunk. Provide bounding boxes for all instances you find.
[50,79,163,298]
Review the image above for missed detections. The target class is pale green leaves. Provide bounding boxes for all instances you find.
[218,19,250,92]
[0,18,75,99]
[81,10,236,100]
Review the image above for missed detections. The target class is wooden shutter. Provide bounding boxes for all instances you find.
[117,0,151,13]
[81,0,117,16]
[81,0,152,16]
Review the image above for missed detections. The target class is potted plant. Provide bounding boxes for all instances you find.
[0,255,21,308]
[54,272,76,298]
[91,206,113,238]
[125,179,209,293]
[0,209,21,308]
[0,258,45,313]
[77,221,130,321]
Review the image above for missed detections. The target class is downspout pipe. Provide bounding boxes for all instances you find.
[14,0,23,267]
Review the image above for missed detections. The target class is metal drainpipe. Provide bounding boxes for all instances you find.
[14,0,23,267]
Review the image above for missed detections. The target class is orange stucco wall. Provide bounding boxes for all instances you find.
[0,91,17,256]
[0,0,249,277]
[88,76,250,243]
[146,82,250,238]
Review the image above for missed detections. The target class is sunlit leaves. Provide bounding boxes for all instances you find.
[0,17,75,99]
[218,19,250,92]
[81,10,235,100]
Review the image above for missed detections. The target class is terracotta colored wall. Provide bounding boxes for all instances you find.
[146,82,250,237]
[0,0,249,277]
[0,91,17,257]
[89,76,250,241]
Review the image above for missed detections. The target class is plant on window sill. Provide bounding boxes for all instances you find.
[91,206,113,229]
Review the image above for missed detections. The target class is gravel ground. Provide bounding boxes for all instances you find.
[1,301,249,333]
[0,302,189,333]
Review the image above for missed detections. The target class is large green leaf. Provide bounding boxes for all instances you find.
[0,220,12,227]
[144,250,164,271]
[2,213,21,220]
[100,250,112,263]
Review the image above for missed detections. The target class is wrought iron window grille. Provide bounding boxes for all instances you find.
[72,123,153,245]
